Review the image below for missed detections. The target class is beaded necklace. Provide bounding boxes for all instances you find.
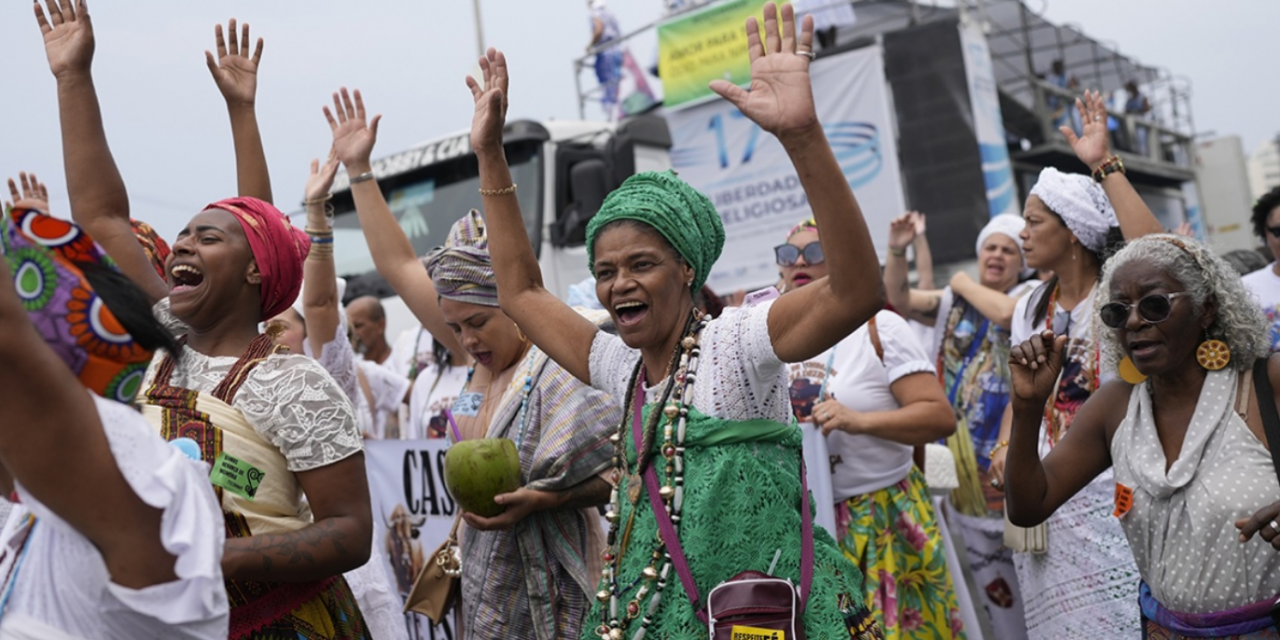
[596,312,709,640]
[456,343,539,447]
[1042,285,1099,447]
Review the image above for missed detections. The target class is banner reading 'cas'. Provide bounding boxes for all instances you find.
[658,0,790,110]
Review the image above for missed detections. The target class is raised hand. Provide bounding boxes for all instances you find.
[34,0,94,79]
[323,88,381,172]
[206,19,263,107]
[6,172,51,213]
[304,150,340,204]
[910,210,927,236]
[1060,89,1113,171]
[709,3,817,140]
[887,212,917,250]
[1009,330,1067,406]
[466,48,510,155]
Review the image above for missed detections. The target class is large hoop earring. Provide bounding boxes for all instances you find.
[514,322,528,344]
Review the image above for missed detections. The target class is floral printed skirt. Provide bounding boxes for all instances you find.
[837,467,967,640]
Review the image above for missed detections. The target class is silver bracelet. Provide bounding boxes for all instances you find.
[350,171,376,184]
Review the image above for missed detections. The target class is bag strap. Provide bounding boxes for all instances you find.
[636,383,814,626]
[867,316,884,362]
[1250,358,1280,485]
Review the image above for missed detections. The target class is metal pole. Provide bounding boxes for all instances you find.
[472,0,486,59]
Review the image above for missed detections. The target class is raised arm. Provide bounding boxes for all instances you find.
[300,152,341,356]
[0,252,177,589]
[325,89,463,359]
[910,211,935,290]
[37,0,168,303]
[949,271,1019,330]
[206,19,272,203]
[883,212,943,326]
[469,50,599,383]
[1003,331,1118,526]
[711,4,884,363]
[1062,90,1161,240]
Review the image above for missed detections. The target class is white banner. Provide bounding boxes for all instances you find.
[365,439,459,640]
[666,45,906,293]
[959,21,1018,217]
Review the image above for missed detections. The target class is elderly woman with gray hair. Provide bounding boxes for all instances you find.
[1005,234,1280,638]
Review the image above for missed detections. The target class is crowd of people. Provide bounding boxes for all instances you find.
[2,1,1280,639]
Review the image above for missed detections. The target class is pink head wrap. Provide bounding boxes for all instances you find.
[204,197,310,320]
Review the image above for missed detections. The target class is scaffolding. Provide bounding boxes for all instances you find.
[570,0,1196,185]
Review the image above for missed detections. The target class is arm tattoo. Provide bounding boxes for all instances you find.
[921,293,941,319]
[229,518,353,578]
[555,477,611,511]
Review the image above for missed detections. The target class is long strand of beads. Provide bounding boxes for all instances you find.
[602,315,708,640]
[512,346,538,450]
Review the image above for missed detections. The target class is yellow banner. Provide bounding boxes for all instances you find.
[658,0,790,109]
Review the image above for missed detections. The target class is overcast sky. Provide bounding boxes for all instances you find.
[1,0,1275,244]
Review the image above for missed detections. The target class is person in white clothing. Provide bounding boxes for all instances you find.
[1242,186,1280,352]
[988,91,1167,639]
[1006,234,1280,636]
[0,202,227,640]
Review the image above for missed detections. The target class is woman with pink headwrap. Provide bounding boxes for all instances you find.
[32,2,371,637]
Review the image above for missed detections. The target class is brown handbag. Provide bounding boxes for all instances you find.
[403,514,462,623]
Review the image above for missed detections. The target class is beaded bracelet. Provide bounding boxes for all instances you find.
[479,183,517,197]
[1092,155,1125,183]
[989,440,1009,458]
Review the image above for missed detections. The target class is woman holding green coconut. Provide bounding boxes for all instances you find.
[323,87,620,639]
[469,4,886,638]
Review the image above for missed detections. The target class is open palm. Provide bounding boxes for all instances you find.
[35,0,94,79]
[1060,90,1112,170]
[467,48,510,154]
[324,88,381,170]
[206,19,263,106]
[710,3,817,138]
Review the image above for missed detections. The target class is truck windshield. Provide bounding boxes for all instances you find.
[325,140,542,278]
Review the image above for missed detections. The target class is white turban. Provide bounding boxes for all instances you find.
[975,213,1033,278]
[1029,167,1118,253]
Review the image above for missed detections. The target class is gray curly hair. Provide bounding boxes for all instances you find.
[1095,234,1269,372]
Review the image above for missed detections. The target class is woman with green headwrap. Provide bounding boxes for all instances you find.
[469,4,885,638]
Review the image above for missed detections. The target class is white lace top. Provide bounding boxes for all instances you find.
[305,312,409,439]
[589,299,789,421]
[146,298,362,472]
[0,394,228,640]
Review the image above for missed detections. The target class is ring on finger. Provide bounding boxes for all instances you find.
[1270,520,1280,533]
[795,49,816,60]
[990,478,1001,488]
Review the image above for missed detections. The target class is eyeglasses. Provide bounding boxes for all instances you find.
[1267,226,1280,238]
[774,242,825,267]
[1098,292,1190,329]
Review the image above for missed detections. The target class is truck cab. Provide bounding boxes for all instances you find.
[310,116,672,339]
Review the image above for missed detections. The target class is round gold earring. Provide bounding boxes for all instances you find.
[1196,332,1231,371]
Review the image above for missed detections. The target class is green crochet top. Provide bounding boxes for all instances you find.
[585,404,876,639]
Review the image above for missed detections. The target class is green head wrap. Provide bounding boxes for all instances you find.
[585,170,725,291]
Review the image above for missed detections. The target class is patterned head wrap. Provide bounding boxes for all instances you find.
[787,217,818,240]
[975,213,1033,278]
[130,218,171,280]
[1,207,154,403]
[1028,167,1117,253]
[425,210,499,307]
[205,197,310,320]
[585,171,725,292]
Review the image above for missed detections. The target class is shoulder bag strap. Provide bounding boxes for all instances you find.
[867,316,884,362]
[1250,358,1280,485]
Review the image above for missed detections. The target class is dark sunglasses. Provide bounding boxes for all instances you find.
[1098,292,1190,329]
[774,242,825,267]
[1268,226,1280,238]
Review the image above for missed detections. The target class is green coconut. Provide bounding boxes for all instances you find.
[443,438,521,518]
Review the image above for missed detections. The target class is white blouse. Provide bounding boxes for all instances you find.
[147,298,362,472]
[0,394,227,639]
